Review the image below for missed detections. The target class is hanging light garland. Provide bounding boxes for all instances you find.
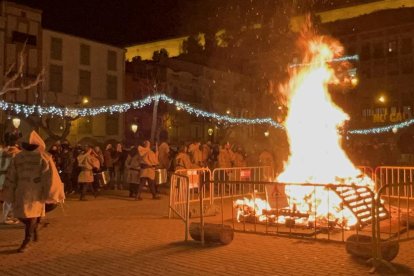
[289,54,359,68]
[347,119,414,135]
[0,94,284,129]
[2,93,412,135]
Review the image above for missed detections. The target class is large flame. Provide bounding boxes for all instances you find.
[275,28,373,227]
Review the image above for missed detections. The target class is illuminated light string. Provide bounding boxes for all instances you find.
[347,120,414,135]
[0,93,410,135]
[289,54,359,68]
[0,94,284,129]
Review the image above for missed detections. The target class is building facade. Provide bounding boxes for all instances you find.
[125,57,256,145]
[42,29,126,144]
[0,1,42,138]
[310,5,413,135]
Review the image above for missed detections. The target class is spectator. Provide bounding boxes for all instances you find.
[125,147,140,198]
[59,142,74,194]
[137,140,160,200]
[201,141,212,168]
[188,141,203,166]
[0,133,21,224]
[93,146,105,193]
[77,145,100,201]
[218,142,234,168]
[233,146,247,167]
[158,139,171,170]
[104,144,115,188]
[112,143,126,190]
[174,145,199,170]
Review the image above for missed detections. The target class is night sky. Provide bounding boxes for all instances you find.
[13,0,189,46]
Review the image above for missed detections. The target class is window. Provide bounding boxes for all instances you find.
[78,117,92,134]
[49,65,63,92]
[50,37,62,60]
[401,58,413,74]
[387,40,398,57]
[106,75,117,99]
[373,41,384,59]
[106,114,119,135]
[107,50,117,71]
[79,70,91,96]
[401,38,412,55]
[80,44,90,65]
[12,31,36,45]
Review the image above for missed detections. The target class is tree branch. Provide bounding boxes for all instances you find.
[0,44,44,96]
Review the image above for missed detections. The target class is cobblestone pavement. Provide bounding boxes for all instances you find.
[0,190,413,276]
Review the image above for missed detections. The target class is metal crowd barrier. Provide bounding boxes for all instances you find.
[370,182,414,272]
[168,173,190,241]
[174,168,212,204]
[212,166,274,202]
[374,166,414,197]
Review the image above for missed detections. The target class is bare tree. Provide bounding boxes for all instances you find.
[1,45,78,144]
[1,44,44,96]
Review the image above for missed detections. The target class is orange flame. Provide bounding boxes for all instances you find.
[275,24,373,227]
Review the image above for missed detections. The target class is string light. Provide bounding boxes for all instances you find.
[289,54,359,68]
[348,119,414,135]
[2,93,412,135]
[0,94,284,129]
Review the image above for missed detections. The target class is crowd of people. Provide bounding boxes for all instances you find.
[44,138,277,201]
[0,131,280,254]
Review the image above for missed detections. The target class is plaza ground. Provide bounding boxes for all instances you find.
[0,190,413,276]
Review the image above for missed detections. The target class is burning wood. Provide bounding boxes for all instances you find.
[233,182,390,230]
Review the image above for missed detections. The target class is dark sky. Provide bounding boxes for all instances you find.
[13,0,189,46]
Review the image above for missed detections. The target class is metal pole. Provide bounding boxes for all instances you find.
[200,177,205,246]
[150,98,159,144]
[185,176,190,242]
[168,175,174,219]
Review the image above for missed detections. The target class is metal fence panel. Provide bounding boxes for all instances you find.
[168,173,190,241]
[174,168,213,203]
[212,166,274,201]
[375,166,414,197]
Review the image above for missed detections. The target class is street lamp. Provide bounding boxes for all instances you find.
[82,97,89,104]
[264,130,270,137]
[131,123,138,134]
[378,95,386,103]
[208,128,213,136]
[12,117,21,129]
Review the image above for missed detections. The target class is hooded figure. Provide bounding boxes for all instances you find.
[0,133,21,224]
[136,141,160,200]
[4,130,54,253]
[77,145,100,200]
[29,131,65,205]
